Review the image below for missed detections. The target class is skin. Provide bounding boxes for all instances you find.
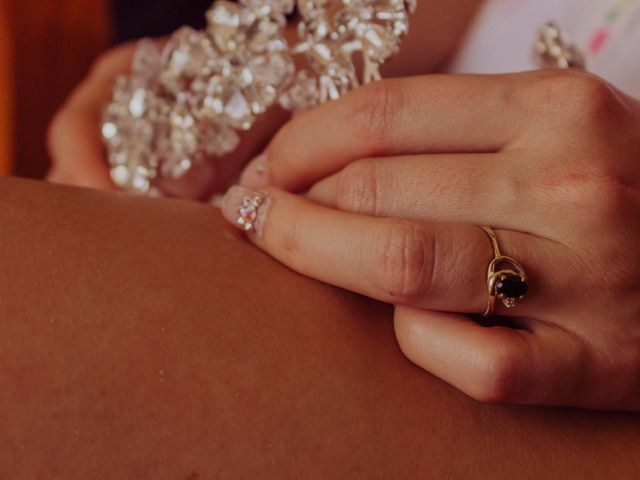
[5,0,634,475]
[45,38,290,198]
[225,70,640,410]
[1,176,639,478]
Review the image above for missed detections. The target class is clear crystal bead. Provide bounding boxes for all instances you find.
[285,0,413,109]
[132,39,163,78]
[502,297,517,308]
[279,70,320,110]
[240,0,295,15]
[160,27,215,94]
[202,0,294,128]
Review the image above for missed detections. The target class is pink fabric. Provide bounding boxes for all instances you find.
[448,0,640,98]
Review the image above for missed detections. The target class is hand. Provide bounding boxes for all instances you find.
[221,70,640,410]
[47,42,135,191]
[47,39,288,198]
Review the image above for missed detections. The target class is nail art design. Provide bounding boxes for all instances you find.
[221,185,269,235]
[236,195,265,232]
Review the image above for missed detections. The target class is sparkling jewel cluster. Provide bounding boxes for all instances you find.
[102,0,416,195]
[534,22,586,70]
[236,195,265,231]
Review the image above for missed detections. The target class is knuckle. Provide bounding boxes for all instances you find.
[530,71,625,125]
[571,173,632,223]
[335,160,379,215]
[374,223,435,304]
[542,170,639,253]
[589,177,632,217]
[470,344,525,404]
[350,79,405,151]
[571,78,625,127]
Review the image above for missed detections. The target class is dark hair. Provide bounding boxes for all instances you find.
[111,0,213,43]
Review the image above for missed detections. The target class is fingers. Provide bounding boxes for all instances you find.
[138,100,290,199]
[306,153,542,231]
[48,37,291,197]
[47,42,140,190]
[393,307,594,407]
[240,74,534,192]
[221,185,553,315]
[47,104,114,190]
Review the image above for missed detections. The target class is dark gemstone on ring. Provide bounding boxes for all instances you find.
[496,274,528,299]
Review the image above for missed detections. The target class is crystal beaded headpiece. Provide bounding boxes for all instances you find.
[102,0,416,195]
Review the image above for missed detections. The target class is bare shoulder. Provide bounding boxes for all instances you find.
[0,177,638,479]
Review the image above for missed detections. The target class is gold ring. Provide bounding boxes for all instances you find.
[480,227,528,318]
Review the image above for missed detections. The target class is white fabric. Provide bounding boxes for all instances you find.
[448,0,640,98]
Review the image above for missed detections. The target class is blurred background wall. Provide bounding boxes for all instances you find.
[0,0,214,179]
[2,0,111,178]
[0,0,15,174]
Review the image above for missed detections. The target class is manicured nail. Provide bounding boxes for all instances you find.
[239,153,270,190]
[221,185,270,236]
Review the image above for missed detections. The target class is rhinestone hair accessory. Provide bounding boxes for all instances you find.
[102,0,416,195]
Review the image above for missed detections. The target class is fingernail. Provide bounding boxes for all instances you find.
[221,185,270,236]
[239,153,270,190]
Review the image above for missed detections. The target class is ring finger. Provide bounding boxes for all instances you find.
[221,186,565,316]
